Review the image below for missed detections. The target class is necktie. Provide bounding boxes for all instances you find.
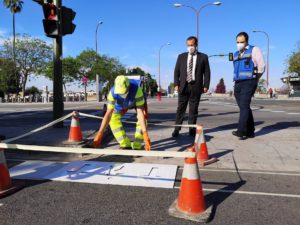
[187,55,193,83]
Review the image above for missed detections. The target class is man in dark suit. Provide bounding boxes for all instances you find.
[172,36,211,137]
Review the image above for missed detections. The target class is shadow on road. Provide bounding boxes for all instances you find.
[205,179,246,222]
[210,149,233,158]
[204,121,264,134]
[151,134,194,152]
[256,121,300,137]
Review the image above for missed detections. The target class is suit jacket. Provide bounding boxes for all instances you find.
[174,52,210,94]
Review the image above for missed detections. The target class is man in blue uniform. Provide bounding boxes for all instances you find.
[233,32,265,139]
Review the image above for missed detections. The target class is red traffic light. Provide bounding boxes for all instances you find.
[43,3,57,21]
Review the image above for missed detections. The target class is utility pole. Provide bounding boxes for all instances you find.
[53,0,64,128]
[33,0,76,127]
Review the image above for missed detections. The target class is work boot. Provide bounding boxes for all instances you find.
[0,135,6,141]
[131,142,142,150]
[232,131,247,140]
[172,129,179,137]
[189,129,196,137]
[119,146,132,150]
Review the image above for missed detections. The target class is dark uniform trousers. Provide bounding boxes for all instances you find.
[174,82,201,132]
[234,78,258,135]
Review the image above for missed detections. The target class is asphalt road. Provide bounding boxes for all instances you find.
[1,97,300,225]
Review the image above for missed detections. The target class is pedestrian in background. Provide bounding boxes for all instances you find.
[232,32,265,139]
[269,87,273,98]
[172,36,211,137]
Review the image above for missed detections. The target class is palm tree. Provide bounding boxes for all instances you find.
[3,0,24,94]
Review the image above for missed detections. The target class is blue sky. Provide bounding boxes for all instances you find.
[1,0,300,92]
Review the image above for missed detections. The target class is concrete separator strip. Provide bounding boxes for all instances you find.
[0,143,195,158]
[178,167,300,176]
[174,186,300,198]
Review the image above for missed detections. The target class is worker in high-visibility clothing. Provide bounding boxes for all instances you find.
[93,75,151,151]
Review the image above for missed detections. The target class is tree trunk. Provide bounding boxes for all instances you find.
[63,82,69,102]
[84,83,87,101]
[22,74,27,97]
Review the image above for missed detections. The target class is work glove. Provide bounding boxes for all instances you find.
[143,131,151,151]
[93,131,104,148]
[143,110,148,120]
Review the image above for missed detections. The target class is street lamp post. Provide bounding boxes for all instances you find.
[174,2,221,46]
[95,21,103,102]
[253,30,270,89]
[158,42,171,101]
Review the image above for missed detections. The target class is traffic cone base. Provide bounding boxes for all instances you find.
[0,182,24,199]
[194,125,218,167]
[198,157,219,167]
[0,152,24,199]
[169,200,213,223]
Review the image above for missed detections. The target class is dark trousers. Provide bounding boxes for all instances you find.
[175,83,201,131]
[234,79,258,135]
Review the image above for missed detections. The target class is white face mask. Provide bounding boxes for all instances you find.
[187,46,196,54]
[237,43,245,51]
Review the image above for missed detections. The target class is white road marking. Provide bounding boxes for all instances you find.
[207,101,300,115]
[65,104,98,110]
[271,111,285,113]
[0,203,3,207]
[177,167,300,176]
[173,186,300,198]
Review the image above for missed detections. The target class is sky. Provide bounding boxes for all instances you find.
[1,0,300,92]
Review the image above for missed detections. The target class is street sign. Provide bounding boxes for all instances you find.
[81,76,88,85]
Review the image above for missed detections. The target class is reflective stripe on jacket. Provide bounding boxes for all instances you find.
[107,79,145,112]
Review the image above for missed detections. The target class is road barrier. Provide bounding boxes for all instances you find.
[0,143,195,158]
[3,112,73,144]
[78,112,198,128]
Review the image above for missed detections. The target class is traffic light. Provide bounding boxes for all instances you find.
[42,2,59,38]
[61,6,76,35]
[229,52,234,61]
[33,0,76,37]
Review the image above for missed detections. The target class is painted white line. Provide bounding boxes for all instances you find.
[259,109,271,111]
[177,167,300,176]
[174,187,300,198]
[271,111,285,113]
[287,113,300,115]
[174,186,300,198]
[65,104,98,110]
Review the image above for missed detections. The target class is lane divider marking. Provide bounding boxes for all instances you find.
[173,186,300,198]
[177,167,300,176]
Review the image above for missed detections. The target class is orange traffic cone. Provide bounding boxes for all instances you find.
[169,148,212,222]
[68,111,83,143]
[0,148,24,198]
[194,125,218,167]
